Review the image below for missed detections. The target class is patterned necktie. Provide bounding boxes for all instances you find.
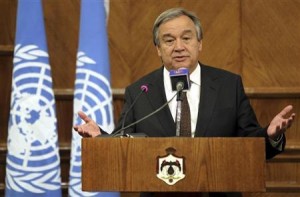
[180,92,191,137]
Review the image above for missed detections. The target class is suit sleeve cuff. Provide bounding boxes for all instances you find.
[268,134,284,151]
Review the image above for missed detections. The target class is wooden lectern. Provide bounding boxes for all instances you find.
[82,137,266,192]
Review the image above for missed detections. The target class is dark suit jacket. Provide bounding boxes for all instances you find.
[108,64,284,197]
[112,64,284,159]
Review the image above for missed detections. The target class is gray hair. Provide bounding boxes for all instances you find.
[152,8,203,46]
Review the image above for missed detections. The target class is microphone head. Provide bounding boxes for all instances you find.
[176,81,184,91]
[169,68,190,91]
[140,84,149,92]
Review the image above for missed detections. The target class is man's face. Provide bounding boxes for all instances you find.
[156,15,202,73]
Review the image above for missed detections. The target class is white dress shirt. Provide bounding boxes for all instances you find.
[163,64,282,150]
[163,64,201,137]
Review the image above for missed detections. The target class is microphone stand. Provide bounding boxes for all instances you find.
[119,85,148,137]
[175,90,184,136]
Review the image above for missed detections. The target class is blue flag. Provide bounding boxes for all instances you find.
[69,0,119,196]
[5,0,62,196]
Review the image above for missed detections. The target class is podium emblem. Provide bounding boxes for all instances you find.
[156,147,186,185]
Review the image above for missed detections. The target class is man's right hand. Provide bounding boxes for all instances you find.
[73,111,101,137]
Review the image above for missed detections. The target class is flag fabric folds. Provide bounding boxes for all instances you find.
[5,0,62,196]
[69,0,119,196]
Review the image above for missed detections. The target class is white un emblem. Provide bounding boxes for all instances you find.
[6,44,61,193]
[69,51,114,196]
[73,51,114,131]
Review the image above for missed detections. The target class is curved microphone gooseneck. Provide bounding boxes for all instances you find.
[111,90,179,138]
[112,84,149,137]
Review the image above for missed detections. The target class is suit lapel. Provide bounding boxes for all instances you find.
[147,68,176,136]
[195,65,219,137]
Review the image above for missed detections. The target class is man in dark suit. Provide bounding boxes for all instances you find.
[74,7,295,197]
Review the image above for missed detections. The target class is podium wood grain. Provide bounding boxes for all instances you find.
[82,137,266,192]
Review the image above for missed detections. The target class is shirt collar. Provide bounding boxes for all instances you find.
[190,63,201,86]
[163,67,173,93]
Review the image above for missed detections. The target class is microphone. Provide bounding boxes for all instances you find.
[170,68,190,136]
[118,84,149,137]
[169,68,190,91]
